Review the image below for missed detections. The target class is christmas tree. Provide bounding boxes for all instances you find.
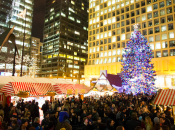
[121,24,156,95]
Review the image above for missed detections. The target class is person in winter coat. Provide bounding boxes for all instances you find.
[92,107,99,121]
[11,120,20,130]
[106,119,115,130]
[32,117,42,130]
[145,116,153,130]
[80,117,89,130]
[41,112,50,130]
[55,111,72,130]
[125,112,140,130]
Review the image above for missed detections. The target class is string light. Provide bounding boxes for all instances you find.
[121,24,156,95]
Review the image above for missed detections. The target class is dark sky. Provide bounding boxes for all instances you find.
[32,0,46,42]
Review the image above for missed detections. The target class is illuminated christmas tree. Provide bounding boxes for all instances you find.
[121,24,156,95]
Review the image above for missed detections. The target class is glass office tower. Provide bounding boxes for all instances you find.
[38,0,89,83]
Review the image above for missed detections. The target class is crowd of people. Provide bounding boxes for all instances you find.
[0,93,174,130]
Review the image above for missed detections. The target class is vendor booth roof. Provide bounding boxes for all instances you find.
[53,84,75,94]
[0,76,75,89]
[0,82,54,96]
[53,83,92,94]
[153,89,175,106]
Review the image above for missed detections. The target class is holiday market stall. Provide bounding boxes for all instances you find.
[84,71,122,97]
[0,82,54,107]
[53,83,92,98]
[153,89,175,116]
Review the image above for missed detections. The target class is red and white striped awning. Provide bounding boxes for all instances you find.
[53,83,92,95]
[0,82,14,96]
[34,83,54,95]
[53,84,75,94]
[154,89,175,106]
[0,82,54,96]
[74,84,92,94]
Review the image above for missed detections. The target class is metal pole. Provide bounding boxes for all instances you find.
[12,47,16,76]
[20,9,27,77]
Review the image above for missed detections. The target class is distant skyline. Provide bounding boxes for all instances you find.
[32,0,46,42]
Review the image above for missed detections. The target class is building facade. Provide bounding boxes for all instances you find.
[0,0,12,32]
[37,0,88,82]
[29,37,43,77]
[85,0,175,88]
[0,0,34,76]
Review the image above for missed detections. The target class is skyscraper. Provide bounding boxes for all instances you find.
[0,0,12,33]
[37,0,89,82]
[85,0,175,89]
[0,0,34,76]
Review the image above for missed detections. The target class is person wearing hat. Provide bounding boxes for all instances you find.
[20,119,28,130]
[55,111,72,130]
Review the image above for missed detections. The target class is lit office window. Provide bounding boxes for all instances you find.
[155,42,161,49]
[169,32,174,39]
[162,34,167,40]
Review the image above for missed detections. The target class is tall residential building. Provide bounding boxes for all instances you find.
[37,0,89,82]
[85,0,175,88]
[0,0,34,76]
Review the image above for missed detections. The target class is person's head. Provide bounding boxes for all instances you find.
[166,111,172,118]
[154,117,160,124]
[93,107,97,113]
[44,112,49,119]
[49,105,52,109]
[70,108,74,113]
[160,125,169,130]
[131,112,137,120]
[83,109,87,114]
[104,111,109,117]
[122,107,126,113]
[87,113,92,119]
[114,107,118,113]
[160,113,166,118]
[34,117,40,123]
[112,104,115,108]
[55,111,59,117]
[116,126,125,130]
[157,111,160,117]
[0,116,3,122]
[160,117,165,124]
[97,117,101,123]
[135,126,142,130]
[83,117,88,124]
[25,107,28,111]
[21,119,28,128]
[12,120,18,127]
[107,119,114,127]
[145,116,152,125]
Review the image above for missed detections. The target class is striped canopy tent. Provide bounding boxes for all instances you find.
[53,84,75,95]
[33,83,54,96]
[0,82,54,96]
[53,83,92,95]
[153,89,175,106]
[74,84,93,94]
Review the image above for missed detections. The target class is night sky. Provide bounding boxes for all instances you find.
[32,0,46,42]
